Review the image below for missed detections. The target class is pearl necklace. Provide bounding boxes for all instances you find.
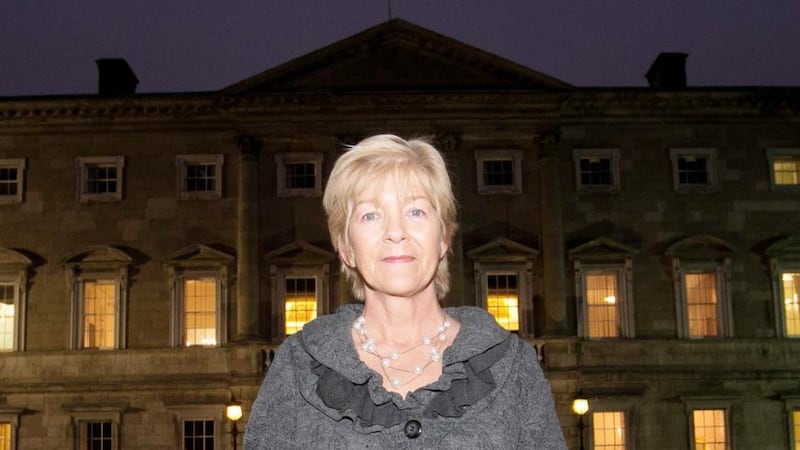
[353,314,451,388]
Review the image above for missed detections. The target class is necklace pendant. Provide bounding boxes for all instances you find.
[413,366,423,375]
[391,378,401,387]
[381,357,392,368]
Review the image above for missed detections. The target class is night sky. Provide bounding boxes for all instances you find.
[1,0,798,96]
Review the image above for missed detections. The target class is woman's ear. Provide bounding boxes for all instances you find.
[439,240,448,260]
[339,247,356,268]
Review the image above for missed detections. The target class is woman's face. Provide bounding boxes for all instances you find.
[341,176,446,300]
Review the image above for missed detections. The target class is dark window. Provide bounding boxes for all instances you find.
[579,158,612,185]
[86,421,112,450]
[482,160,513,186]
[286,163,316,189]
[86,166,118,194]
[183,419,214,450]
[677,157,708,185]
[0,168,18,196]
[185,164,216,192]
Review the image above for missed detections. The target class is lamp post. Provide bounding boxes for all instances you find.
[225,400,243,450]
[571,393,589,450]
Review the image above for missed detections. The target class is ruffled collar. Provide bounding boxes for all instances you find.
[298,304,512,430]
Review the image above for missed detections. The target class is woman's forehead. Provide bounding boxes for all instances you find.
[353,173,430,203]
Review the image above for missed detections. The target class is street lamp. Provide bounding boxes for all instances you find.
[571,393,589,450]
[225,400,243,450]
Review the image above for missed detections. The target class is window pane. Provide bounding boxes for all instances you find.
[586,273,619,338]
[86,166,118,194]
[593,411,625,449]
[487,274,519,331]
[184,278,218,346]
[0,283,16,350]
[83,280,116,349]
[86,421,112,450]
[185,164,216,192]
[783,272,800,336]
[774,158,800,185]
[0,168,19,196]
[286,162,316,189]
[482,160,514,186]
[793,409,800,450]
[285,277,317,335]
[678,156,709,185]
[693,409,727,450]
[686,273,719,337]
[579,158,613,186]
[0,422,10,450]
[183,419,214,450]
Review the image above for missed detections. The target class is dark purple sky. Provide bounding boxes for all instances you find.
[1,0,798,96]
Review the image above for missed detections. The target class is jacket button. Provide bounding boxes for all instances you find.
[404,419,422,439]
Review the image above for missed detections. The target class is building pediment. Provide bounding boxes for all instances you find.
[62,245,133,271]
[222,19,570,94]
[265,240,336,264]
[666,234,734,260]
[765,236,800,259]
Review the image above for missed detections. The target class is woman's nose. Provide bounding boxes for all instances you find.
[384,213,407,242]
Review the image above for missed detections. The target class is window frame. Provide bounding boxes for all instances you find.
[163,244,233,348]
[667,235,734,339]
[0,248,31,352]
[275,152,323,197]
[682,397,735,450]
[77,156,125,202]
[276,269,324,336]
[475,149,523,195]
[0,158,26,204]
[167,404,226,450]
[669,148,718,193]
[573,148,621,193]
[64,404,126,450]
[176,154,224,200]
[575,263,635,339]
[64,246,132,350]
[468,238,538,336]
[782,395,800,450]
[766,236,800,338]
[0,408,24,450]
[766,148,800,192]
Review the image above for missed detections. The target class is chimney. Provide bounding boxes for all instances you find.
[645,52,688,89]
[96,58,139,96]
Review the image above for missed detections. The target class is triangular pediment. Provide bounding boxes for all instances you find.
[163,244,235,267]
[223,19,570,94]
[568,237,638,260]
[265,240,336,264]
[62,245,132,268]
[467,238,538,262]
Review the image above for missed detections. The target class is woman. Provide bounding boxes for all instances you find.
[244,135,565,449]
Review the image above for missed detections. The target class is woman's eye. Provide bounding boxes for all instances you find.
[409,208,425,218]
[361,212,377,221]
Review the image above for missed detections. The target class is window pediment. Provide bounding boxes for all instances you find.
[467,238,538,263]
[162,244,234,269]
[765,236,800,260]
[0,248,32,270]
[666,235,734,260]
[568,237,637,261]
[265,241,336,265]
[62,245,132,271]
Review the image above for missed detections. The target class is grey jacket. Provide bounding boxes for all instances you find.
[244,304,566,449]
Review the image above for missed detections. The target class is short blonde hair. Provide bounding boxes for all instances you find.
[322,134,457,300]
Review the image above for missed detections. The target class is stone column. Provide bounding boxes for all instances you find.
[538,131,569,335]
[236,136,261,340]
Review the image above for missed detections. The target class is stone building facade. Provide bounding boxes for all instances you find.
[1,19,799,449]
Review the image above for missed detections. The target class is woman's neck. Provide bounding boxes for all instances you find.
[361,289,446,348]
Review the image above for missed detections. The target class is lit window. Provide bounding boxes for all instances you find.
[163,244,232,348]
[692,409,727,450]
[0,158,25,204]
[183,278,218,346]
[64,245,131,350]
[177,155,224,199]
[685,272,719,337]
[767,148,800,191]
[586,272,620,338]
[0,283,16,351]
[592,411,626,449]
[486,273,520,331]
[77,156,125,202]
[670,148,718,193]
[573,149,620,193]
[782,272,800,336]
[0,422,10,450]
[793,409,800,450]
[668,235,733,339]
[81,280,116,349]
[86,421,113,450]
[475,150,523,194]
[276,153,323,197]
[285,277,317,335]
[183,419,214,450]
